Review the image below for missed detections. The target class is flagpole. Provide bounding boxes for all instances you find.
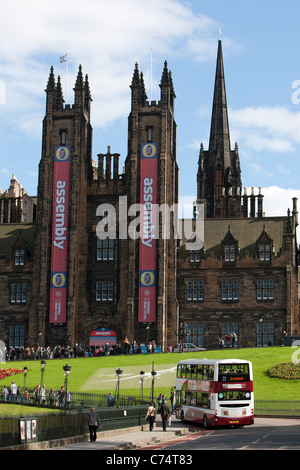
[65,53,68,104]
[150,48,152,102]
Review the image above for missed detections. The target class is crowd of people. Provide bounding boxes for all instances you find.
[1,381,71,408]
[4,339,168,362]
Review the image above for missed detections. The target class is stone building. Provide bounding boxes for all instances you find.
[0,40,298,351]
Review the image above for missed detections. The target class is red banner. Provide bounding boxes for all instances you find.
[49,146,71,323]
[138,143,157,323]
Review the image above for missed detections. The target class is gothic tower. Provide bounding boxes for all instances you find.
[124,61,179,350]
[28,66,93,347]
[197,40,243,218]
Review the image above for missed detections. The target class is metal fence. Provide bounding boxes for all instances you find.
[0,385,151,409]
[255,400,300,417]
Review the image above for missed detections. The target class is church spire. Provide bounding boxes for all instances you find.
[209,39,231,170]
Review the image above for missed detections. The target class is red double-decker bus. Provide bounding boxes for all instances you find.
[175,359,254,428]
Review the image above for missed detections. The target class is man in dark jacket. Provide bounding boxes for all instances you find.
[160,399,171,431]
[88,407,101,441]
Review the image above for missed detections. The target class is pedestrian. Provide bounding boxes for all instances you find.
[11,380,17,402]
[156,393,163,413]
[48,388,55,406]
[88,407,101,442]
[58,386,65,407]
[145,401,156,431]
[24,388,30,403]
[160,398,171,431]
[2,385,8,402]
[17,386,22,403]
[170,389,176,414]
[107,392,115,407]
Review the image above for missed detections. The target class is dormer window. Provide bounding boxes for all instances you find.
[225,245,236,262]
[259,244,271,261]
[257,227,273,262]
[222,226,238,263]
[14,248,25,266]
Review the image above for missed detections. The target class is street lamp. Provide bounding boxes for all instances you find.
[116,368,123,407]
[151,362,157,401]
[140,370,145,398]
[63,364,71,411]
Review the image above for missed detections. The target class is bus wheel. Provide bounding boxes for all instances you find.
[180,410,185,423]
[203,415,209,429]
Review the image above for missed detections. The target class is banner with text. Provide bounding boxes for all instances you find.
[49,146,71,323]
[138,143,158,323]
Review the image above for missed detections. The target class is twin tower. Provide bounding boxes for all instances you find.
[29,40,263,350]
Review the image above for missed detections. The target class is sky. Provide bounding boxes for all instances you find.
[0,0,300,230]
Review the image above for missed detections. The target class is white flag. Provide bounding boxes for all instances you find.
[60,54,68,63]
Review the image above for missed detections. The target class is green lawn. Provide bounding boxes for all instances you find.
[1,347,299,404]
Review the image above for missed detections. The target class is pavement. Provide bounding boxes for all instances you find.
[10,414,196,451]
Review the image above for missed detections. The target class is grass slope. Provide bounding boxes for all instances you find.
[1,347,299,402]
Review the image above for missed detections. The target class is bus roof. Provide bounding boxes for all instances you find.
[177,358,252,365]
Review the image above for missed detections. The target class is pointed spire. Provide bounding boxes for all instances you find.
[131,62,140,88]
[56,75,64,109]
[74,64,84,90]
[45,66,56,114]
[84,74,92,102]
[140,71,147,105]
[209,39,231,169]
[45,66,56,92]
[74,65,85,108]
[160,60,170,86]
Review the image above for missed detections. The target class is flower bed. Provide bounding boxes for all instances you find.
[0,368,24,380]
[267,362,300,379]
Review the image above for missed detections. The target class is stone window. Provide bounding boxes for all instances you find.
[224,245,236,262]
[97,238,115,261]
[96,281,114,301]
[190,249,201,263]
[9,325,25,348]
[10,282,27,304]
[14,248,25,266]
[259,244,271,261]
[186,280,204,301]
[187,323,204,347]
[257,322,274,346]
[257,279,274,300]
[222,280,239,301]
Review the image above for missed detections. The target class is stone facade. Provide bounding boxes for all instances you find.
[0,41,298,351]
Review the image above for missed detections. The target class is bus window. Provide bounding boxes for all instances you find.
[191,364,197,379]
[203,365,208,380]
[209,365,214,379]
[218,390,251,401]
[218,363,250,382]
[186,364,192,379]
[197,364,203,379]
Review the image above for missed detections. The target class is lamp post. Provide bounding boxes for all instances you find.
[63,364,71,411]
[140,370,145,398]
[116,368,123,407]
[151,362,157,401]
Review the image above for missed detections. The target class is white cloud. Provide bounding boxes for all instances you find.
[229,106,300,153]
[0,0,221,134]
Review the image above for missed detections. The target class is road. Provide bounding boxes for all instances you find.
[141,418,300,451]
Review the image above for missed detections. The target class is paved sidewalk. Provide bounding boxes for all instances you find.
[47,415,194,451]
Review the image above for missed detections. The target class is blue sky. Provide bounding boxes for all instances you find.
[0,0,300,222]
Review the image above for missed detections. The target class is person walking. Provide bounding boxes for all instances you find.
[160,398,171,431]
[145,401,156,431]
[88,407,101,442]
